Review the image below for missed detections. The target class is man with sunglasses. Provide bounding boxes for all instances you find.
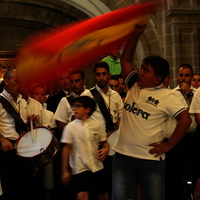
[165,64,197,200]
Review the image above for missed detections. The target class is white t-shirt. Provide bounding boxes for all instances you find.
[27,97,49,127]
[60,118,106,174]
[44,109,57,129]
[189,87,200,114]
[113,71,187,161]
[54,97,73,124]
[173,87,197,133]
[81,85,123,129]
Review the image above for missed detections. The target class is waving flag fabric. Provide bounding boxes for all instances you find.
[15,2,158,86]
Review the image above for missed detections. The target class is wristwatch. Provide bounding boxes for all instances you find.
[187,91,194,97]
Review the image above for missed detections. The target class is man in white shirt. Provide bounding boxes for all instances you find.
[0,69,36,200]
[55,69,88,132]
[165,64,197,200]
[81,62,123,133]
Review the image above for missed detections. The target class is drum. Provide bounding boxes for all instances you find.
[107,129,118,156]
[15,126,60,169]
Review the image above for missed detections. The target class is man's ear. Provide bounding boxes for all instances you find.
[86,107,91,115]
[4,78,9,86]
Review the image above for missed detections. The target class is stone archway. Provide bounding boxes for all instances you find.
[2,0,197,87]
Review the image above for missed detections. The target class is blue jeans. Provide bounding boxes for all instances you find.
[112,153,165,200]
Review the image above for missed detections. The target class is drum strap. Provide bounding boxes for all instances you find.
[90,88,115,134]
[66,95,74,106]
[0,96,28,135]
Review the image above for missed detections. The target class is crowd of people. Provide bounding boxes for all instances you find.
[0,24,200,200]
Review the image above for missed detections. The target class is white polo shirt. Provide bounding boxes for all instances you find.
[54,96,74,124]
[173,86,197,133]
[0,90,28,140]
[27,97,49,127]
[81,85,123,129]
[54,89,89,124]
[113,71,186,161]
[189,87,200,114]
[60,118,106,174]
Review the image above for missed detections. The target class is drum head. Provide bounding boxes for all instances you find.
[16,126,52,157]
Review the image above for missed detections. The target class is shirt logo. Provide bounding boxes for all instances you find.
[124,102,150,120]
[146,96,159,107]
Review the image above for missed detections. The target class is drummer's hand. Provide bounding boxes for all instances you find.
[61,171,71,185]
[0,137,13,152]
[27,114,37,125]
[98,148,109,161]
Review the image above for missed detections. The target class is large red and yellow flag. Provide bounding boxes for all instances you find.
[15,1,158,85]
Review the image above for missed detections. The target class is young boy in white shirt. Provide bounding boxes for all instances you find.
[61,96,109,200]
[30,85,56,200]
[112,25,192,200]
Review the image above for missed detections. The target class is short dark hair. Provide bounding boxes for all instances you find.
[117,74,125,79]
[142,56,170,84]
[93,62,110,73]
[72,96,96,116]
[3,69,16,80]
[179,64,193,75]
[69,69,85,79]
[109,75,119,81]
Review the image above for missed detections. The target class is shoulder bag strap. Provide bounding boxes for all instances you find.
[0,96,28,135]
[90,88,115,133]
[66,95,74,106]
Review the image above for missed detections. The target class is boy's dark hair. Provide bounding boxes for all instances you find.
[109,75,119,81]
[72,96,96,116]
[93,62,110,73]
[117,74,125,79]
[179,64,193,75]
[69,69,85,79]
[143,56,170,85]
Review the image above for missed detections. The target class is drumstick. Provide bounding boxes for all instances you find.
[30,118,34,143]
[13,145,36,149]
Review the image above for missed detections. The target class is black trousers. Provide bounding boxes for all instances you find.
[165,132,197,200]
[0,150,34,200]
